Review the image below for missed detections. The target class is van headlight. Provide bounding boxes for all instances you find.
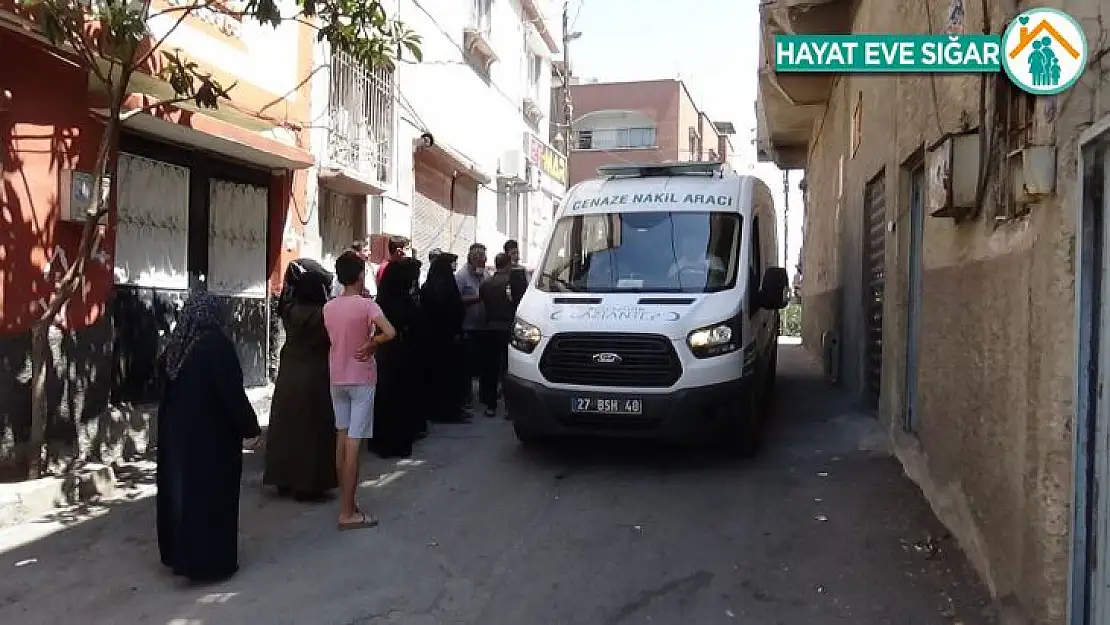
[687,320,741,358]
[511,317,542,353]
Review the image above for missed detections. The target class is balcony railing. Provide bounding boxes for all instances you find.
[327,51,394,185]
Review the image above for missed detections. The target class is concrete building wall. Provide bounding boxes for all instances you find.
[792,1,1110,622]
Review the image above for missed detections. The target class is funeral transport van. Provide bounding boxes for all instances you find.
[504,161,789,456]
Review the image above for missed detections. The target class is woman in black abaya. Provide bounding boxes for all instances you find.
[157,291,261,582]
[369,256,426,458]
[419,250,468,423]
[263,258,337,500]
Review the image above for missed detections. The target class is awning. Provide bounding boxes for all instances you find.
[318,164,387,196]
[416,142,492,186]
[95,93,314,171]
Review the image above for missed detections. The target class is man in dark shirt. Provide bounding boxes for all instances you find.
[502,239,529,308]
[476,252,515,418]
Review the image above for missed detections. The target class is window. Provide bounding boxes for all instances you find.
[526,52,542,101]
[749,214,763,313]
[536,211,743,294]
[472,0,492,35]
[573,127,656,150]
[995,76,1037,220]
[688,127,698,161]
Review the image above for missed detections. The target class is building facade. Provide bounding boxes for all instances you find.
[0,1,316,472]
[757,1,1110,623]
[391,0,567,268]
[563,79,736,187]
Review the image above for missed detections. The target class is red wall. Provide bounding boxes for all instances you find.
[1,31,113,335]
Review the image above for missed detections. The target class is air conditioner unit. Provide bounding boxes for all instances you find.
[499,149,526,182]
[59,169,111,222]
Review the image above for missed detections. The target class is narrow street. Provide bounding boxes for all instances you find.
[0,345,993,625]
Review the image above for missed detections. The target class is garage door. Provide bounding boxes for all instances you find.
[410,152,478,259]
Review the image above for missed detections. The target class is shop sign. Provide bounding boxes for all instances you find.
[525,133,568,187]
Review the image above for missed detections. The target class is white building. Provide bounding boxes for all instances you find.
[395,0,567,267]
[297,0,566,273]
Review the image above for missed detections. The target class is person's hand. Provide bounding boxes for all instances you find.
[356,342,377,361]
[243,435,263,450]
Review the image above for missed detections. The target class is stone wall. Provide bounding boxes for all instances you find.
[793,1,1109,622]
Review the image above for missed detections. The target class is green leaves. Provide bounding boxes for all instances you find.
[158,49,233,108]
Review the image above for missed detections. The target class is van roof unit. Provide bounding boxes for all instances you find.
[597,161,727,179]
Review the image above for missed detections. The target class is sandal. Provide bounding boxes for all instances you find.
[338,511,379,531]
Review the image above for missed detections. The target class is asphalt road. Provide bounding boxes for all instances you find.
[0,345,994,625]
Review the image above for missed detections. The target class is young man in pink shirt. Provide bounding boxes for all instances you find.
[323,251,396,530]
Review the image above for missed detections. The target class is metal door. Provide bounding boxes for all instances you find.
[319,187,358,267]
[863,172,887,409]
[904,166,925,431]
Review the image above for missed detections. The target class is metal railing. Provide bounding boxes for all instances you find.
[327,51,394,185]
[471,0,492,36]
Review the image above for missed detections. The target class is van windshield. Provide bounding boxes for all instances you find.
[536,211,743,293]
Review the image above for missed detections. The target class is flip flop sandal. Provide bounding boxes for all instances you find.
[338,511,379,531]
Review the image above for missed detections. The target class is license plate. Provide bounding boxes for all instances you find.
[570,397,643,415]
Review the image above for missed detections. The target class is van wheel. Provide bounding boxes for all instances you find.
[723,389,762,458]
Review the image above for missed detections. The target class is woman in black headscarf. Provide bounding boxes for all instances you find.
[263,258,338,500]
[157,290,261,582]
[419,250,468,423]
[370,256,426,458]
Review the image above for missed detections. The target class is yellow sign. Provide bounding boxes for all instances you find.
[526,134,567,186]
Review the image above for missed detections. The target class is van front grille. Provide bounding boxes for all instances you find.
[538,333,682,388]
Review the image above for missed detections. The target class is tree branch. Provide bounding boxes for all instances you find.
[134,0,220,70]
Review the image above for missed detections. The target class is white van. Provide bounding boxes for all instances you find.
[504,161,789,456]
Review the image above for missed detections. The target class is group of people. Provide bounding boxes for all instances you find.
[154,234,529,583]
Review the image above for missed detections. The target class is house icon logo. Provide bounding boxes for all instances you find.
[1001,8,1087,95]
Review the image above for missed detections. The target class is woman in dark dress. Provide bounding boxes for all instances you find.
[419,250,468,423]
[157,290,261,582]
[370,257,426,458]
[263,259,338,500]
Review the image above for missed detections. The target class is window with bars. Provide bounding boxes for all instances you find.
[995,76,1037,221]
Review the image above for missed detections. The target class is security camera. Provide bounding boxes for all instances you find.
[419,132,434,148]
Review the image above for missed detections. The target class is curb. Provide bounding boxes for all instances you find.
[0,464,116,528]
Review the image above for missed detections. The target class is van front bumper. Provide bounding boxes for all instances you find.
[503,374,750,443]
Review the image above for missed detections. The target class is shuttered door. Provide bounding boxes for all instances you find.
[410,151,478,259]
[863,172,886,409]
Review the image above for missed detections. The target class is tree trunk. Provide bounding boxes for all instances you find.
[25,106,121,479]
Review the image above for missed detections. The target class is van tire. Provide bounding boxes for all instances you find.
[723,389,762,458]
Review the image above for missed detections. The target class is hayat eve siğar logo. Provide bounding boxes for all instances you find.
[1001,7,1088,95]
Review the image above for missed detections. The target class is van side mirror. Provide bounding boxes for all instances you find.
[759,267,789,310]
